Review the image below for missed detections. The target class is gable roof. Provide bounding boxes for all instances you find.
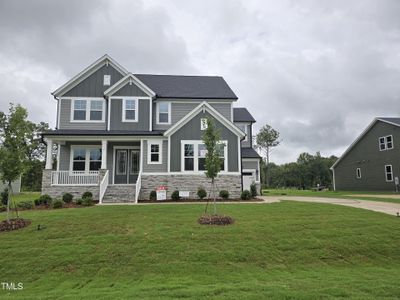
[331,117,400,169]
[104,73,156,97]
[164,101,245,138]
[233,107,256,123]
[52,54,128,97]
[134,74,238,99]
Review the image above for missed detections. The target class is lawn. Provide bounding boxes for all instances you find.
[0,202,399,299]
[9,192,41,205]
[262,188,400,204]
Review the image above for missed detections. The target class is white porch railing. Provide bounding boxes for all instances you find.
[51,171,100,186]
[99,170,109,204]
[135,171,142,203]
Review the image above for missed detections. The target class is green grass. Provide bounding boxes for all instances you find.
[262,189,400,204]
[9,192,41,204]
[1,203,400,299]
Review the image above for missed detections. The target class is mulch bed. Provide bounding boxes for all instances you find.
[198,215,235,226]
[0,218,31,232]
[139,198,263,203]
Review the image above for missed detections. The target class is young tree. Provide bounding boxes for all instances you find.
[256,124,281,186]
[202,117,223,215]
[0,104,35,221]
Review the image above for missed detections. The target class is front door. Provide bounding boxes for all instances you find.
[114,149,140,184]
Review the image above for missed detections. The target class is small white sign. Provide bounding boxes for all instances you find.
[179,191,190,198]
[156,190,167,201]
[200,118,208,130]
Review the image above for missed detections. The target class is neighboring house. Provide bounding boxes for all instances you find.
[0,176,21,194]
[332,117,400,191]
[42,55,261,202]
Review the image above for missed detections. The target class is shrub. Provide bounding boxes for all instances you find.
[52,200,63,209]
[34,199,40,206]
[0,204,5,212]
[81,197,94,206]
[197,188,207,200]
[82,191,93,200]
[75,198,83,205]
[149,190,157,201]
[62,193,73,203]
[241,190,251,200]
[219,190,229,199]
[37,194,52,206]
[17,201,34,210]
[250,183,257,198]
[1,188,9,206]
[171,190,180,201]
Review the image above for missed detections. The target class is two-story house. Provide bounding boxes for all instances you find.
[42,55,261,202]
[332,117,400,191]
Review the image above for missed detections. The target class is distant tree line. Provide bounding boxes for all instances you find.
[260,152,337,189]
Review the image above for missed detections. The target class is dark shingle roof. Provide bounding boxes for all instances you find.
[378,117,400,126]
[233,108,256,123]
[134,74,237,99]
[42,130,164,136]
[241,147,261,158]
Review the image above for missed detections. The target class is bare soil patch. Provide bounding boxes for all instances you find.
[198,215,235,225]
[0,218,31,232]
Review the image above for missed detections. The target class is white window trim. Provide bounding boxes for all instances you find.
[122,98,139,122]
[180,140,228,173]
[69,145,102,173]
[156,101,171,125]
[147,140,163,165]
[385,164,393,182]
[103,74,111,86]
[70,98,105,123]
[356,167,361,179]
[379,135,393,151]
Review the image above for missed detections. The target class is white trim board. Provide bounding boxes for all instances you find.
[164,101,245,138]
[52,54,128,97]
[104,73,156,98]
[331,118,400,169]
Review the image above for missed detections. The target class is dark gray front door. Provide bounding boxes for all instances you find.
[115,149,139,184]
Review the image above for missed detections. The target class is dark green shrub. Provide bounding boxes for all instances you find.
[37,194,52,206]
[197,188,207,200]
[171,190,180,201]
[219,190,229,199]
[82,191,93,199]
[81,197,94,206]
[149,190,157,201]
[62,193,73,203]
[75,198,83,205]
[17,201,34,210]
[1,188,8,206]
[52,200,63,209]
[241,190,251,200]
[34,199,40,206]
[250,183,257,198]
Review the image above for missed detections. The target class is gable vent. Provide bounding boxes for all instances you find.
[104,75,111,86]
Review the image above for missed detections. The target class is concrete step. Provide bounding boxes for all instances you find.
[102,184,136,203]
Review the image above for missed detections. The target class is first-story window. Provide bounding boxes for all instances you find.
[147,140,162,164]
[182,141,227,172]
[72,147,102,172]
[123,99,137,122]
[385,165,393,181]
[356,168,361,179]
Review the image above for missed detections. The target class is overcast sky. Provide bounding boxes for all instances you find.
[1,0,400,164]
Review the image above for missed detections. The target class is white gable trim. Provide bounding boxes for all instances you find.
[104,73,156,98]
[164,101,245,138]
[331,118,400,169]
[52,54,129,97]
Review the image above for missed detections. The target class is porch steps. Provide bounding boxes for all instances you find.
[102,184,136,203]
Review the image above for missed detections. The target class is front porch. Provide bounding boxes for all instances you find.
[43,138,146,203]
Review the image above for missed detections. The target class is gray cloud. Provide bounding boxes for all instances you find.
[1,0,400,163]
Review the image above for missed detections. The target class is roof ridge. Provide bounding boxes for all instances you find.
[134,73,223,78]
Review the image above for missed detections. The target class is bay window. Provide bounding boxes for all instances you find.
[181,141,227,172]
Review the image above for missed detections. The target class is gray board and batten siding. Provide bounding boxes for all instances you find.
[169,111,239,172]
[109,99,150,131]
[334,120,400,191]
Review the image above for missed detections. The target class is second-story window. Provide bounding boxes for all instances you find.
[72,99,104,122]
[379,135,393,151]
[157,102,171,124]
[123,99,138,122]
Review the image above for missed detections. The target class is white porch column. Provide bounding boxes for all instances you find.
[101,140,108,169]
[45,138,53,170]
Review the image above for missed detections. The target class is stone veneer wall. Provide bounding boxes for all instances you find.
[41,169,100,200]
[140,174,242,200]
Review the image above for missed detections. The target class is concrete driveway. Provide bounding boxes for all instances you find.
[261,196,400,216]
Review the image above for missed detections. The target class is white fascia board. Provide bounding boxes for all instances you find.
[52,54,129,97]
[164,101,245,138]
[104,73,156,98]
